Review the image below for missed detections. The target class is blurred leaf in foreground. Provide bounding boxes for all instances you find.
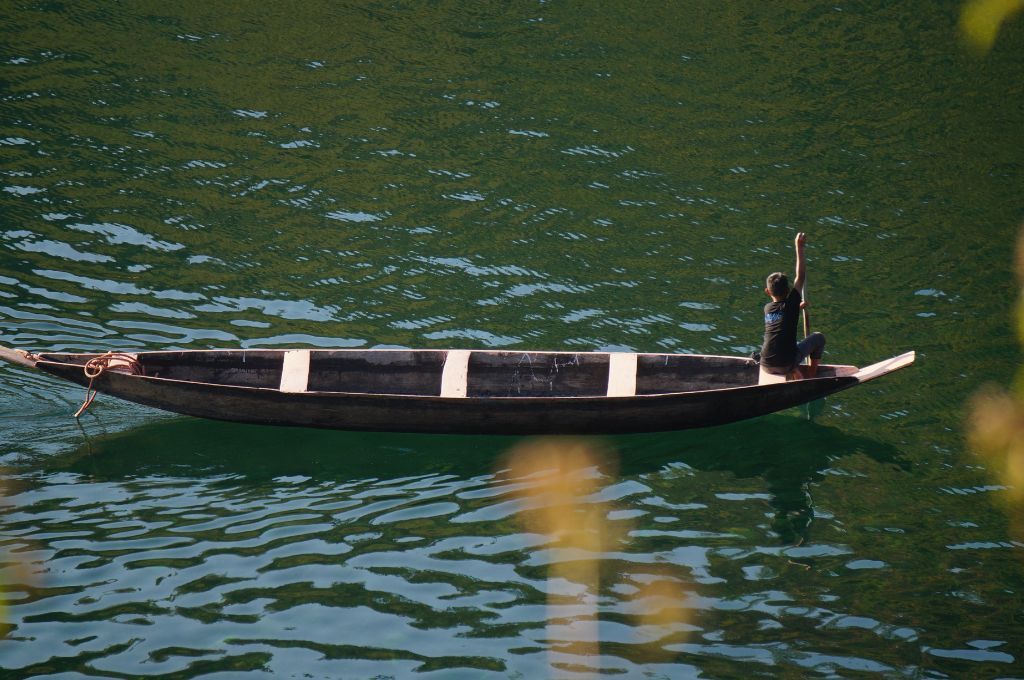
[968,229,1024,541]
[960,0,1024,54]
[500,439,692,673]
[0,473,35,638]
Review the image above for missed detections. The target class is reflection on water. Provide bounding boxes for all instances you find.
[0,415,944,676]
[618,416,908,548]
[3,386,1018,676]
[56,413,908,551]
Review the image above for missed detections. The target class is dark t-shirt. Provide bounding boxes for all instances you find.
[761,288,801,372]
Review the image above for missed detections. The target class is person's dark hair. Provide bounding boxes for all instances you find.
[766,272,789,298]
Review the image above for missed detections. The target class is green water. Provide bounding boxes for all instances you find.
[1,1,1023,677]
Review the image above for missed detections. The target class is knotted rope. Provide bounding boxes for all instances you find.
[73,352,143,418]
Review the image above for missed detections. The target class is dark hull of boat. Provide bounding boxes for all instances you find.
[26,357,905,435]
[0,347,914,434]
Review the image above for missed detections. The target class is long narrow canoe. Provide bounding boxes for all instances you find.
[0,346,914,435]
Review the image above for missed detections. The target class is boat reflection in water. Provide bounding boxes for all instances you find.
[494,424,905,674]
[616,415,907,548]
[20,412,906,674]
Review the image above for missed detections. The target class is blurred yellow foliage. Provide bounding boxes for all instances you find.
[1,477,7,637]
[970,387,1024,503]
[960,0,1024,54]
[0,475,18,638]
[502,439,612,553]
[501,439,611,671]
[500,439,692,672]
[968,230,1024,540]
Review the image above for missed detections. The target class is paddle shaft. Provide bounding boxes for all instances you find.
[801,284,811,369]
[801,285,810,338]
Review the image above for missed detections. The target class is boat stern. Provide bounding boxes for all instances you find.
[854,351,916,384]
[0,345,38,369]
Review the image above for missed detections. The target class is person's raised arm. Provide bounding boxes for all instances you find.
[792,232,807,294]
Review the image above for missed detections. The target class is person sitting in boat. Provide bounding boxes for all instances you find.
[759,232,826,379]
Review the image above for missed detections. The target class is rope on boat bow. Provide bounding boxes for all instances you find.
[73,352,143,418]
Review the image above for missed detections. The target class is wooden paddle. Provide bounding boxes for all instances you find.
[801,283,810,341]
[799,282,821,418]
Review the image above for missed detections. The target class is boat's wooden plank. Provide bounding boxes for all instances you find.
[757,366,789,385]
[440,349,470,398]
[280,350,310,393]
[607,352,638,397]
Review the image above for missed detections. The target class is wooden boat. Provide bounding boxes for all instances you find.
[0,345,914,435]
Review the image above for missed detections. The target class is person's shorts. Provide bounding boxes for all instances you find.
[794,332,826,365]
[762,332,826,375]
